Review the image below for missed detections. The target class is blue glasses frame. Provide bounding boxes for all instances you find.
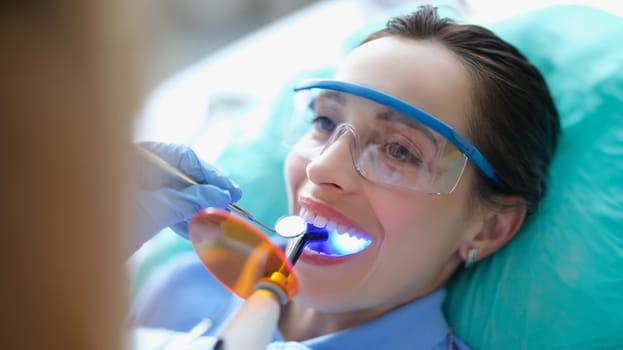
[293,78,502,188]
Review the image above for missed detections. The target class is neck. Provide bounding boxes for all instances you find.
[278,301,392,341]
[277,257,463,341]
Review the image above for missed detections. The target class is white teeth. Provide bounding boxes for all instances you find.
[298,208,364,238]
[337,224,347,234]
[312,215,328,228]
[301,209,315,223]
[297,207,373,256]
[326,220,337,231]
[303,246,341,257]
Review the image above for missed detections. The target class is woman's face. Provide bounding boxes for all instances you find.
[284,36,484,314]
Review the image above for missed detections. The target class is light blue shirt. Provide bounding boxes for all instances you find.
[132,252,469,349]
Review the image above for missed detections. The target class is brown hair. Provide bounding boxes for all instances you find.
[362,5,560,215]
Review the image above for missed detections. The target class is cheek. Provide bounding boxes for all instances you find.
[376,195,446,265]
[374,170,478,249]
[376,193,468,253]
[284,152,308,212]
[370,192,470,285]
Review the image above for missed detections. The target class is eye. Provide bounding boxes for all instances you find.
[384,141,423,165]
[311,115,336,133]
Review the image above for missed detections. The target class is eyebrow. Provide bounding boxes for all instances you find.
[315,91,345,105]
[378,108,440,147]
[316,91,439,146]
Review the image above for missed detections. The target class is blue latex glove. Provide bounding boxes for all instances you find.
[134,142,242,245]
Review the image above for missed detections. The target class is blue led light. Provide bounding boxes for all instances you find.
[328,229,372,255]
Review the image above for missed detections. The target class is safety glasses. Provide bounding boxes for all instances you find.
[283,79,501,194]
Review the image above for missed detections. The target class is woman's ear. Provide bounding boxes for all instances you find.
[459,195,527,264]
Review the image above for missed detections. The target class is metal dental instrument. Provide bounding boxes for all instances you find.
[136,146,279,235]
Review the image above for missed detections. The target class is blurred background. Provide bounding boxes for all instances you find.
[142,0,620,89]
[144,0,322,87]
[135,0,468,146]
[134,0,621,151]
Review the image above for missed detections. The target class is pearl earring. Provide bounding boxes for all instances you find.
[465,248,478,268]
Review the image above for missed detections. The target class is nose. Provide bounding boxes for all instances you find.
[305,125,360,191]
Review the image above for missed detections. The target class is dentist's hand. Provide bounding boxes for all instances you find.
[134,142,242,245]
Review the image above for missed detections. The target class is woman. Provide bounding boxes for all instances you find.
[275,4,559,347]
[133,5,560,349]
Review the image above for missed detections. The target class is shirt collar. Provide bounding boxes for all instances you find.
[274,288,450,350]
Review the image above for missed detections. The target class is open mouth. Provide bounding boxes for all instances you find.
[299,208,372,257]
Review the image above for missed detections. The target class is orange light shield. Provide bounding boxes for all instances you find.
[189,208,298,300]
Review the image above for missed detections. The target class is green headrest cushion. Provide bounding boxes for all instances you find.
[444,5,623,349]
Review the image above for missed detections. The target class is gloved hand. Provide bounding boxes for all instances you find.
[134,141,242,245]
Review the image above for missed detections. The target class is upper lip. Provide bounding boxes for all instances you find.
[298,196,369,235]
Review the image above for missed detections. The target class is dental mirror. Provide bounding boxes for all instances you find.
[274,215,307,238]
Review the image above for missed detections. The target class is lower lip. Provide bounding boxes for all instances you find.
[298,248,358,266]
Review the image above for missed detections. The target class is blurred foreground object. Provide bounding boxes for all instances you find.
[1,0,144,349]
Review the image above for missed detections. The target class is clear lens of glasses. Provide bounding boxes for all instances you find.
[283,87,468,194]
